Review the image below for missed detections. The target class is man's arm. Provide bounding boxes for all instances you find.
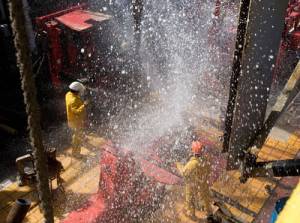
[182,161,196,178]
[70,100,85,114]
[176,162,185,175]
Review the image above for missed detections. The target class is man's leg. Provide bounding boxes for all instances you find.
[71,128,83,157]
[185,185,196,217]
[199,187,213,216]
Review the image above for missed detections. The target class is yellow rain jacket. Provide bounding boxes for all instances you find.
[65,91,86,129]
[276,181,300,223]
[177,156,212,216]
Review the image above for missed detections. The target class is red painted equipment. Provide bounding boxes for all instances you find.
[59,126,229,223]
[61,142,181,223]
[35,5,111,89]
[284,1,300,49]
[271,1,300,83]
[213,0,222,17]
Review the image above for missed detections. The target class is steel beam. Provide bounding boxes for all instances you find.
[223,0,251,152]
[227,0,289,169]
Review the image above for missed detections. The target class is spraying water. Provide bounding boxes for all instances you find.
[102,0,240,152]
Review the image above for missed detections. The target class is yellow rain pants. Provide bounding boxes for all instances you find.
[177,156,213,216]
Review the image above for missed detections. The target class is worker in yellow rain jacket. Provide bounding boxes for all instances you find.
[177,141,213,219]
[65,81,88,157]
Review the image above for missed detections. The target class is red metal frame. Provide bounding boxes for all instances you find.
[55,10,110,32]
[35,4,86,30]
[61,142,180,223]
[36,6,86,88]
[35,4,102,89]
[272,1,300,82]
[44,21,62,88]
[284,1,300,50]
[60,129,227,223]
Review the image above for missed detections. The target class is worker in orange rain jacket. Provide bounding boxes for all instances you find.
[65,81,88,157]
[176,141,213,219]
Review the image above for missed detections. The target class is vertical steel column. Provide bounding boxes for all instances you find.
[227,0,289,169]
[223,0,251,152]
[132,0,143,55]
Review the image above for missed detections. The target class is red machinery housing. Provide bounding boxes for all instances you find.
[273,0,300,84]
[35,5,112,89]
[35,4,140,125]
[284,0,300,50]
[61,142,182,223]
[60,130,227,223]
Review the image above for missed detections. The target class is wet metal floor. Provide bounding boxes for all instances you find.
[0,129,299,222]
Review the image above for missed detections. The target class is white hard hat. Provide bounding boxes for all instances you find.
[69,81,85,93]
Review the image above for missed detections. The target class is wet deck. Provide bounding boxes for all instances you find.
[145,128,300,223]
[0,135,106,223]
[0,128,299,223]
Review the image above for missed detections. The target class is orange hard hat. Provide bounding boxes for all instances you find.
[191,141,203,154]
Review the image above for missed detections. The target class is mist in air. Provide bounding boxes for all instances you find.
[90,0,239,152]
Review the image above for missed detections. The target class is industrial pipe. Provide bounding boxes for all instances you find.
[239,152,300,183]
[6,199,31,223]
